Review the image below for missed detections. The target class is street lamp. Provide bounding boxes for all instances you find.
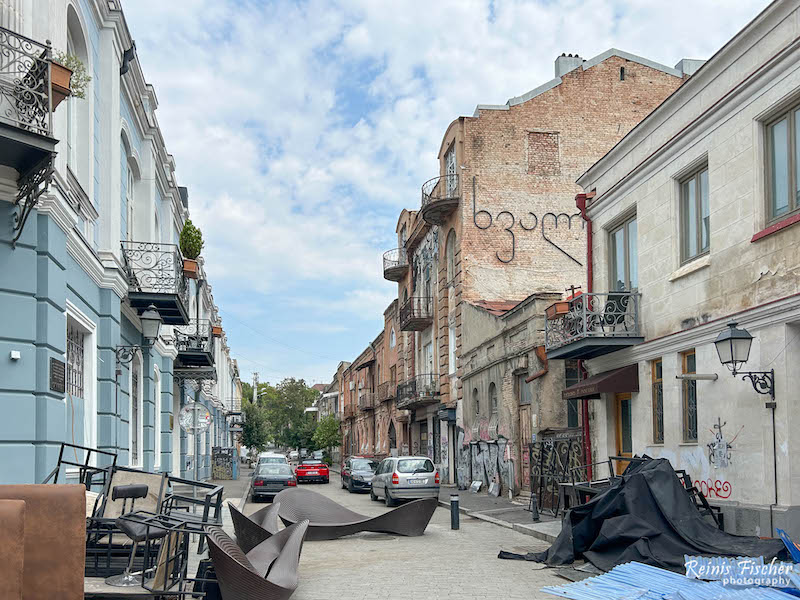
[714,321,774,406]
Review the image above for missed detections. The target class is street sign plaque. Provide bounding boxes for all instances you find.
[179,402,213,434]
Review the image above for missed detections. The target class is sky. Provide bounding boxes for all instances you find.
[123,0,767,387]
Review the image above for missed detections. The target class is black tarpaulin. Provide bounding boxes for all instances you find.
[499,458,786,573]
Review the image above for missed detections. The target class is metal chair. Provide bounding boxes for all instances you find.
[105,484,168,587]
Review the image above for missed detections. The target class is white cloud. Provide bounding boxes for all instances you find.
[123,0,766,382]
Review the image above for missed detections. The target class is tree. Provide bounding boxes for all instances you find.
[241,397,268,453]
[312,415,340,456]
[260,378,318,451]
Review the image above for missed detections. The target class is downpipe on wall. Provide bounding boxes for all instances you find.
[576,192,593,478]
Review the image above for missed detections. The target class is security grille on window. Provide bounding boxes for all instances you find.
[680,167,710,262]
[67,324,85,398]
[652,359,664,444]
[767,108,800,221]
[682,350,698,443]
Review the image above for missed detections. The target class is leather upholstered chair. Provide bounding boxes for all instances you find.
[0,499,25,600]
[0,484,86,600]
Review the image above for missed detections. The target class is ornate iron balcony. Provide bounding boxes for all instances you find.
[396,374,439,409]
[121,241,190,325]
[0,27,53,137]
[382,248,408,282]
[544,291,644,360]
[420,173,460,225]
[175,319,215,367]
[399,296,433,331]
[358,391,375,411]
[376,381,395,402]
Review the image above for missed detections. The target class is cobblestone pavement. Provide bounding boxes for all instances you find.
[243,473,564,600]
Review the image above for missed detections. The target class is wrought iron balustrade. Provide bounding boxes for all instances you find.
[357,391,375,411]
[421,173,460,208]
[121,241,189,306]
[174,319,215,356]
[396,374,438,409]
[382,248,408,281]
[399,296,433,331]
[0,26,52,136]
[544,291,642,354]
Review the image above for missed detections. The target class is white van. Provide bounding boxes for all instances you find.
[256,452,288,467]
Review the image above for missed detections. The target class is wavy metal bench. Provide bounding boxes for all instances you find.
[228,501,280,553]
[207,520,308,600]
[273,488,438,541]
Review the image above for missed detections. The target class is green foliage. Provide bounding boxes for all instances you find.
[259,378,319,451]
[179,219,204,260]
[53,51,91,99]
[241,396,269,453]
[312,415,340,453]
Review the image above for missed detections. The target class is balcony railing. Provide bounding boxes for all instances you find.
[175,319,215,367]
[396,374,439,409]
[121,241,190,325]
[343,404,355,420]
[420,173,460,225]
[399,296,433,331]
[0,27,52,137]
[544,291,643,360]
[377,381,395,402]
[382,248,408,282]
[358,391,375,411]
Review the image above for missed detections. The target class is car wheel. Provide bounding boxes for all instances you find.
[370,487,378,501]
[341,477,347,490]
[347,479,354,493]
[385,488,397,507]
[324,477,329,484]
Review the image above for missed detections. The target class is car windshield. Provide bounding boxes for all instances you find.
[397,458,434,474]
[258,457,286,464]
[352,459,378,472]
[258,464,292,476]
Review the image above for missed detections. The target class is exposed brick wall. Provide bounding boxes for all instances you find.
[528,131,561,175]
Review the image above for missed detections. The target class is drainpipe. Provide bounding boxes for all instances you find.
[576,193,593,477]
[525,346,548,383]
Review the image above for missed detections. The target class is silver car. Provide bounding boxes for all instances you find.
[370,456,439,506]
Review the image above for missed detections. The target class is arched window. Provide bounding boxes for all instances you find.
[126,163,135,240]
[389,327,396,348]
[446,229,456,283]
[65,7,90,184]
[489,382,498,414]
[473,387,479,417]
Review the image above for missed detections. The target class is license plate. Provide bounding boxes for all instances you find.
[407,478,425,485]
[307,471,319,475]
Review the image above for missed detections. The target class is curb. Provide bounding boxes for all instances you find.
[436,499,559,543]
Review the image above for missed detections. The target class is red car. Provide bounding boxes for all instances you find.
[295,460,329,483]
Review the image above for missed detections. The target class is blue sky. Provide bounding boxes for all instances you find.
[123,0,765,387]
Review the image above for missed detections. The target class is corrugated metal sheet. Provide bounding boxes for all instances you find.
[541,562,798,600]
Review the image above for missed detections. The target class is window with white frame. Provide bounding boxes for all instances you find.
[126,165,135,241]
[389,327,396,348]
[680,166,710,262]
[766,106,800,221]
[609,216,638,291]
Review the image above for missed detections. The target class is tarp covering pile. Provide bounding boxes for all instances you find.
[500,458,787,572]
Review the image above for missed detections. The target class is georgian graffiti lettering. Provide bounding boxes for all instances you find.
[472,176,584,265]
[694,478,732,499]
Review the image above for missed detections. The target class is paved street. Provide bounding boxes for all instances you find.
[241,472,563,600]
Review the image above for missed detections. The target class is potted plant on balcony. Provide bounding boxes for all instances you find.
[50,52,91,110]
[211,324,223,337]
[545,300,572,320]
[179,219,204,279]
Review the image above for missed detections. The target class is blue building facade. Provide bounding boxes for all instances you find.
[0,0,241,485]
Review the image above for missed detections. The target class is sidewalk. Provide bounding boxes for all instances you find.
[438,487,562,543]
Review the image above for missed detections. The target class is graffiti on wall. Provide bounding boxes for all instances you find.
[693,479,733,499]
[455,427,514,493]
[707,417,742,469]
[472,178,584,265]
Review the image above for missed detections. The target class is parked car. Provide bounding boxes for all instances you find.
[312,449,324,461]
[341,456,379,493]
[370,456,439,506]
[252,463,296,502]
[256,452,288,468]
[295,459,329,483]
[288,450,299,462]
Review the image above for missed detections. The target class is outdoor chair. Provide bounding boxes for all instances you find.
[207,521,309,600]
[105,484,169,587]
[229,501,281,552]
[274,487,438,541]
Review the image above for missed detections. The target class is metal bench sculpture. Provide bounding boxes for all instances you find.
[273,487,438,541]
[229,501,281,553]
[207,520,308,600]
